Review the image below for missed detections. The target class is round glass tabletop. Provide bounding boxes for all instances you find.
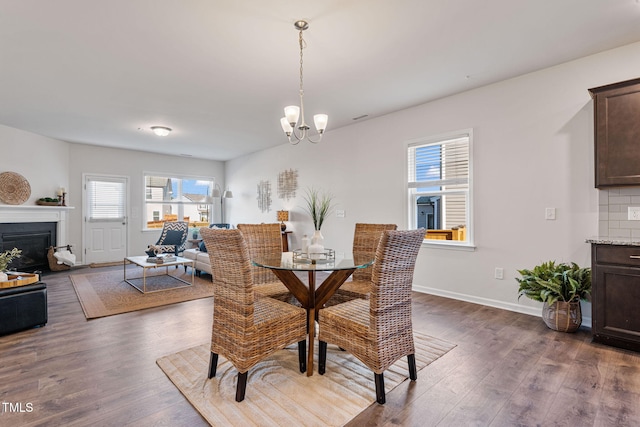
[252,254,373,272]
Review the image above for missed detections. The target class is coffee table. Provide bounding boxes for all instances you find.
[124,255,195,293]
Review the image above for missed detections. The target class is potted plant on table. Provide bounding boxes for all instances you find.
[0,248,22,282]
[302,187,335,252]
[516,260,591,332]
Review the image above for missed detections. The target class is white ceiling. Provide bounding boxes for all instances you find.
[2,0,640,161]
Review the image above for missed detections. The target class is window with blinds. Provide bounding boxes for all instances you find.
[87,178,126,221]
[407,131,472,245]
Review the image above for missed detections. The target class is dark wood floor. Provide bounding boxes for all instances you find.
[1,267,639,426]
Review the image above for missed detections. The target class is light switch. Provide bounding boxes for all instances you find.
[628,207,640,220]
[545,208,556,220]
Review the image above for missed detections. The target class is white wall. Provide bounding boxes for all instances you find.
[1,124,70,201]
[226,40,640,320]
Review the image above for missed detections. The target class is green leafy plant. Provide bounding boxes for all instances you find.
[0,248,22,271]
[302,187,335,231]
[516,260,591,305]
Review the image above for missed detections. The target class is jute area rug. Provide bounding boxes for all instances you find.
[70,266,214,319]
[157,331,455,426]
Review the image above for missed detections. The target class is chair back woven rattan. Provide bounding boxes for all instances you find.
[200,227,307,402]
[351,223,398,282]
[236,223,291,300]
[328,223,398,305]
[318,228,425,404]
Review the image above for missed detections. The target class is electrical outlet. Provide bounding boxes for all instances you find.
[545,207,556,220]
[494,267,504,280]
[336,209,345,218]
[629,207,640,220]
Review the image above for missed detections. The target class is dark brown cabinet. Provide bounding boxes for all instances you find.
[589,77,640,188]
[591,244,640,352]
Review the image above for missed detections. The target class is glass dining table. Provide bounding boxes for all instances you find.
[252,253,373,376]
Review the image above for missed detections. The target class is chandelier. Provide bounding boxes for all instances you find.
[280,20,328,145]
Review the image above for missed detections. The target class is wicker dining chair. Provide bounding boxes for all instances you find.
[236,223,292,302]
[318,228,425,404]
[200,227,307,402]
[328,223,397,305]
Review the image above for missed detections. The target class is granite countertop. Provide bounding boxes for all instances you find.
[586,237,640,246]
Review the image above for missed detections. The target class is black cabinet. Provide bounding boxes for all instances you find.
[589,77,640,188]
[591,244,640,352]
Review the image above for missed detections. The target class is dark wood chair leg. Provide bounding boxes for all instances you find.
[298,340,307,373]
[408,354,417,381]
[318,341,327,375]
[208,352,218,379]
[374,373,386,404]
[235,371,248,402]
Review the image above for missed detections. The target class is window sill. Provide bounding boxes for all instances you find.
[421,240,476,252]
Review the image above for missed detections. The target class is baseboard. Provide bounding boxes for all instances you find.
[412,284,592,329]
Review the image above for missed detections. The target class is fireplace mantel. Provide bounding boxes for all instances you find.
[0,205,75,246]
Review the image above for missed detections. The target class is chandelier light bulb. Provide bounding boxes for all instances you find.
[280,117,293,135]
[284,105,300,126]
[313,114,328,133]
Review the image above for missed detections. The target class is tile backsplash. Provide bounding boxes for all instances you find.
[599,188,640,238]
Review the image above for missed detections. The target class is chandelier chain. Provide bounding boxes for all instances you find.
[299,29,305,94]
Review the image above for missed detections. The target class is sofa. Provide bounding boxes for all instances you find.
[0,282,47,336]
[183,223,230,276]
[183,246,213,276]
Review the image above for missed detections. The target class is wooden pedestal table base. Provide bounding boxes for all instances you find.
[252,256,373,376]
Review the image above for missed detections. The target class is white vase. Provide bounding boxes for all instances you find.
[311,230,324,246]
[309,230,325,260]
[0,272,7,282]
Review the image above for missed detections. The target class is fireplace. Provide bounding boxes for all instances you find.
[0,205,72,273]
[0,222,57,272]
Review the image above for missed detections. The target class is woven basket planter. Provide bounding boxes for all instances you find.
[542,300,582,332]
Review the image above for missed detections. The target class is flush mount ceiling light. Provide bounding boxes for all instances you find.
[280,20,328,145]
[150,126,172,136]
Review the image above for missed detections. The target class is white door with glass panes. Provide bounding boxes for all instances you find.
[84,175,128,264]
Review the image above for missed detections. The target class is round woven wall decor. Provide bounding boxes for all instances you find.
[0,171,31,205]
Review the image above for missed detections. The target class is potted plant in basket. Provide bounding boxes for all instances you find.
[516,260,591,332]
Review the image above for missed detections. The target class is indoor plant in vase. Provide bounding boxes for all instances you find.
[302,187,334,256]
[0,248,22,282]
[516,260,591,332]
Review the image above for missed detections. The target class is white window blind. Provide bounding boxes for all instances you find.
[408,136,469,189]
[87,178,125,221]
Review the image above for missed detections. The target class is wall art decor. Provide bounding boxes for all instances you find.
[277,168,298,200]
[0,171,31,205]
[257,180,272,213]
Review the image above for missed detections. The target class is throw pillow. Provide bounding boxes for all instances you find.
[199,241,207,252]
[209,223,230,229]
[163,229,184,246]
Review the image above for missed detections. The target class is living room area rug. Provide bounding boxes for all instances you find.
[157,331,455,426]
[70,267,214,319]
